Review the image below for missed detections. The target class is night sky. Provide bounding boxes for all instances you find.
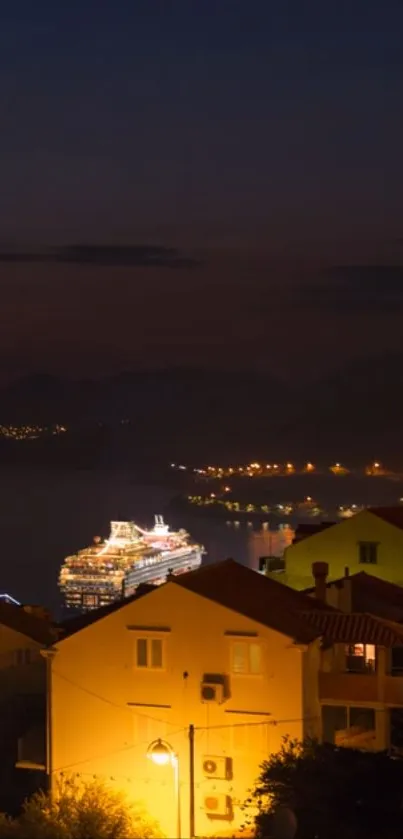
[1,1,403,381]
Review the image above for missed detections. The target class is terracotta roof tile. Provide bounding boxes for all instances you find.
[58,584,156,638]
[0,602,55,645]
[174,559,326,644]
[303,572,403,621]
[300,610,403,647]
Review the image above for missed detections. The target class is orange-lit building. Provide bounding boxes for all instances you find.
[47,563,325,836]
[41,560,403,837]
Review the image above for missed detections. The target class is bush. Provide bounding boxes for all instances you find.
[0,776,162,839]
[245,736,403,839]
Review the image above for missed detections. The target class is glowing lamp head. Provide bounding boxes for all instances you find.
[148,739,171,766]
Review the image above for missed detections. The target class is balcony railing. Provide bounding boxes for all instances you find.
[319,671,379,703]
[319,671,403,707]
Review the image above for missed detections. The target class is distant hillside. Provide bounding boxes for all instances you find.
[0,369,290,463]
[278,351,403,464]
[1,355,402,465]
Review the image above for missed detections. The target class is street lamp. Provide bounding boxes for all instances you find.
[147,739,181,839]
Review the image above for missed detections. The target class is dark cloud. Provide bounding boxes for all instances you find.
[0,245,201,269]
[302,265,403,312]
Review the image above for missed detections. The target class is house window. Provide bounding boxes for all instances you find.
[391,647,403,676]
[322,705,347,744]
[15,649,32,666]
[345,643,376,673]
[358,542,378,564]
[135,637,164,669]
[322,705,375,746]
[390,708,403,753]
[231,641,262,675]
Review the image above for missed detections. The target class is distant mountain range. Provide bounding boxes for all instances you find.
[1,354,402,465]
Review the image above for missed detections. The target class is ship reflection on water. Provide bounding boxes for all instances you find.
[188,516,295,574]
[247,522,294,570]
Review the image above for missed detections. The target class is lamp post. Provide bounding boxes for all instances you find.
[147,739,181,839]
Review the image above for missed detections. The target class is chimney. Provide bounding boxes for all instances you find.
[312,561,329,602]
[341,566,352,613]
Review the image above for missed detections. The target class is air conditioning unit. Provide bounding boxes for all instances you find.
[201,682,225,704]
[202,755,233,780]
[204,794,233,821]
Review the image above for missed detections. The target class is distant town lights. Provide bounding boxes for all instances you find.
[171,461,395,478]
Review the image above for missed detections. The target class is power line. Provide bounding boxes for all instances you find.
[55,726,186,774]
[53,668,184,727]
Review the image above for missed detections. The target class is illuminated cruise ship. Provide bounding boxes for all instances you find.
[59,516,204,612]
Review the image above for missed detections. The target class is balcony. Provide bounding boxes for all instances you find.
[319,671,379,703]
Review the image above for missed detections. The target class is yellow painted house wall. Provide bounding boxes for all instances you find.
[284,510,403,590]
[51,582,311,838]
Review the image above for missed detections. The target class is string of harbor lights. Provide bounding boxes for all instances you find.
[171,461,397,478]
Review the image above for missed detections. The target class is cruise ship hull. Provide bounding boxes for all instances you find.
[124,548,202,595]
[59,517,204,613]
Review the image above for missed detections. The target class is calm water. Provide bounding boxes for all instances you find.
[0,470,294,616]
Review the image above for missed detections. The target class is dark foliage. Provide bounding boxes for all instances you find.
[246,737,403,839]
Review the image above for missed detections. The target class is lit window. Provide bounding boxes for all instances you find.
[135,637,163,669]
[358,542,378,564]
[345,643,376,672]
[82,594,99,607]
[232,641,261,675]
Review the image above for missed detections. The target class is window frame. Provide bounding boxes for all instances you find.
[15,648,32,666]
[321,704,376,745]
[358,541,378,565]
[345,642,377,673]
[230,640,263,676]
[134,635,165,671]
[391,646,403,676]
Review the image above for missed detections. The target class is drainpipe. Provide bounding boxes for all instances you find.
[40,647,57,799]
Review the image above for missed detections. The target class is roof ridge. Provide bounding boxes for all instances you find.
[0,601,54,645]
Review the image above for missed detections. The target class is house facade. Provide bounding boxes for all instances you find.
[283,507,403,590]
[303,567,403,755]
[9,558,403,836]
[0,601,55,813]
[50,562,322,838]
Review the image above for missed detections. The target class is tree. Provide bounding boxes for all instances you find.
[0,776,162,839]
[246,737,403,839]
